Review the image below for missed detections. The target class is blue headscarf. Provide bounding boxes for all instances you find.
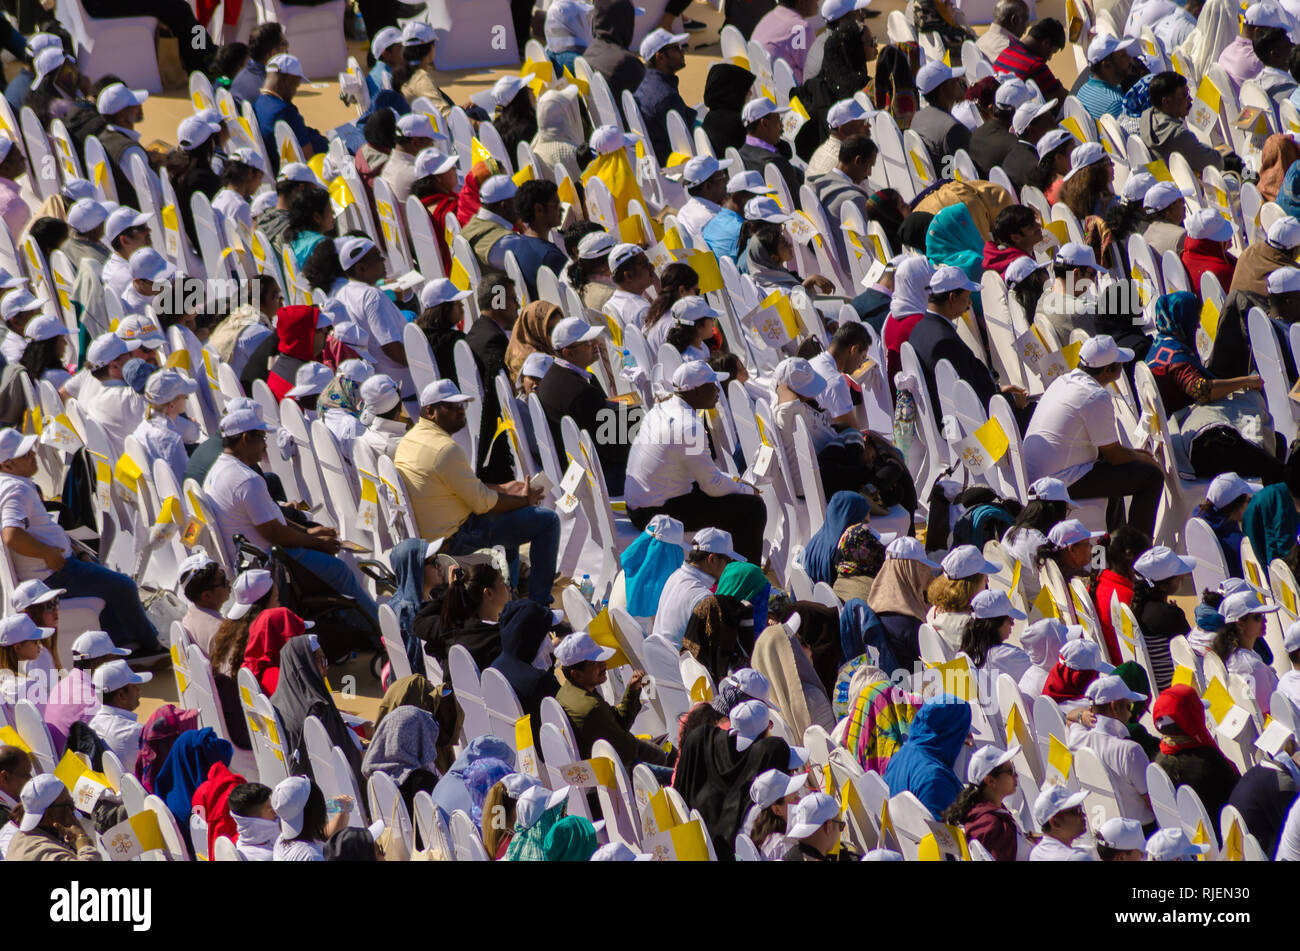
[463,756,514,824]
[431,735,515,818]
[839,598,898,674]
[803,491,871,585]
[1122,74,1153,119]
[1145,291,1204,375]
[926,203,984,283]
[1281,160,1300,220]
[882,696,971,818]
[153,728,233,850]
[619,517,686,616]
[387,538,431,675]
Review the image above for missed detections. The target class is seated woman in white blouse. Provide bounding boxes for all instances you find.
[270,775,355,861]
[1213,590,1282,716]
[962,589,1033,684]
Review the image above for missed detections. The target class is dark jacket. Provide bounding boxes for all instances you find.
[585,0,646,102]
[1002,140,1040,191]
[905,311,999,426]
[1227,760,1298,858]
[634,68,696,165]
[174,160,222,251]
[968,116,1020,179]
[739,141,803,204]
[536,361,627,493]
[467,316,514,482]
[487,600,559,732]
[726,0,777,37]
[963,800,1019,861]
[97,127,144,208]
[701,63,756,156]
[556,680,670,769]
[1155,746,1241,825]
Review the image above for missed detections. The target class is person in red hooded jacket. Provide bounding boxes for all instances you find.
[981,205,1042,278]
[241,606,312,695]
[1180,208,1237,295]
[191,761,247,858]
[266,304,329,402]
[1152,683,1241,822]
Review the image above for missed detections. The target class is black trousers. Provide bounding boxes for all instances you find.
[1069,458,1165,540]
[82,0,213,71]
[629,486,768,565]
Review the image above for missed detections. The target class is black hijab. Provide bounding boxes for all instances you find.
[324,827,378,861]
[488,599,560,719]
[272,635,364,792]
[701,63,757,155]
[899,212,935,253]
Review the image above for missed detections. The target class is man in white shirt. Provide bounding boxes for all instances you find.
[88,660,152,775]
[381,112,437,206]
[1029,784,1095,860]
[81,332,148,454]
[652,527,745,647]
[0,427,164,655]
[977,0,1029,63]
[203,407,380,625]
[358,373,408,459]
[121,246,175,318]
[674,154,732,240]
[100,206,154,301]
[625,361,767,563]
[329,236,416,404]
[1068,674,1155,825]
[808,321,871,426]
[0,744,32,858]
[604,243,654,330]
[1022,334,1164,538]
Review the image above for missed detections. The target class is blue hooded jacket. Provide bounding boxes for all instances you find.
[388,537,431,674]
[882,696,971,819]
[802,491,871,586]
[840,598,898,675]
[154,728,233,851]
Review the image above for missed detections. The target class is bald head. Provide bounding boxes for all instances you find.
[994,0,1030,35]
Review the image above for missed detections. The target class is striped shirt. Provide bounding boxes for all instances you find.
[993,37,1067,104]
[1076,77,1125,119]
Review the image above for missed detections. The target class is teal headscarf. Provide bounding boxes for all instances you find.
[1145,291,1204,374]
[620,516,686,617]
[542,815,598,861]
[925,203,984,283]
[504,800,566,861]
[1280,161,1300,220]
[716,561,772,632]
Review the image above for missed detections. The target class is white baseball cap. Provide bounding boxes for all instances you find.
[34,47,71,81]
[967,744,1019,784]
[1055,241,1101,271]
[1245,0,1290,27]
[1084,674,1146,704]
[228,568,274,619]
[1087,33,1138,64]
[1097,816,1147,852]
[127,246,175,284]
[929,264,980,294]
[93,658,152,693]
[419,379,474,406]
[970,589,1027,620]
[1120,170,1157,203]
[1284,620,1300,653]
[402,20,438,45]
[267,53,306,78]
[773,357,827,399]
[1047,518,1105,548]
[916,61,964,96]
[336,357,374,384]
[360,374,401,418]
[277,162,326,187]
[418,278,471,310]
[1268,267,1300,294]
[0,613,53,646]
[286,362,335,399]
[821,0,871,20]
[750,768,808,809]
[330,320,368,349]
[995,77,1035,111]
[0,289,46,321]
[396,113,436,140]
[27,33,63,56]
[555,631,616,666]
[370,25,403,58]
[577,231,616,260]
[941,544,999,579]
[177,114,221,150]
[551,317,605,349]
[521,352,554,379]
[885,536,942,568]
[725,169,773,195]
[681,153,733,186]
[692,526,745,562]
[272,775,312,838]
[516,785,570,828]
[670,296,719,325]
[1063,142,1107,181]
[827,98,873,128]
[1186,207,1234,242]
[590,124,636,154]
[786,792,839,839]
[1005,256,1048,286]
[70,630,130,660]
[1028,477,1073,504]
[743,196,791,224]
[104,207,151,243]
[220,407,271,440]
[728,667,771,703]
[729,699,772,751]
[177,551,216,587]
[96,82,148,116]
[85,332,140,369]
[1266,215,1300,251]
[117,314,167,348]
[1078,333,1135,368]
[1143,180,1184,213]
[335,236,376,270]
[608,242,645,273]
[1146,827,1210,860]
[1133,546,1197,584]
[671,359,728,393]
[144,367,198,405]
[0,427,36,463]
[1012,97,1057,136]
[67,197,109,233]
[18,773,67,832]
[1221,589,1280,623]
[741,96,785,125]
[20,316,67,345]
[9,578,65,612]
[479,175,517,204]
[1207,472,1252,509]
[1032,783,1088,829]
[1059,637,1115,673]
[639,27,688,61]
[414,147,458,178]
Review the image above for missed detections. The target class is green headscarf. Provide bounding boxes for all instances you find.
[1114,660,1162,758]
[716,561,772,632]
[541,815,598,861]
[504,802,566,861]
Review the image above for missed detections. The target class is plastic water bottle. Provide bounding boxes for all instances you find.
[621,347,637,370]
[579,574,594,602]
[353,10,367,44]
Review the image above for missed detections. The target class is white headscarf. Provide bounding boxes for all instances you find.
[533,88,584,148]
[888,255,935,319]
[545,0,593,51]
[1176,0,1239,79]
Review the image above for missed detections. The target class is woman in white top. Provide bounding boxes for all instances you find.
[132,367,201,484]
[925,545,999,651]
[642,262,702,355]
[0,615,54,717]
[1214,590,1282,715]
[1018,617,1070,697]
[744,769,808,861]
[663,295,717,364]
[604,244,654,330]
[270,775,353,862]
[9,579,64,696]
[17,314,73,391]
[962,590,1033,684]
[211,148,267,239]
[1000,478,1073,576]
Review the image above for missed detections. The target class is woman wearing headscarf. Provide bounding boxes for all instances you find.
[716,561,772,638]
[1180,213,1237,293]
[531,87,585,185]
[155,727,234,852]
[739,222,803,291]
[265,304,327,402]
[1018,618,1068,697]
[791,20,873,161]
[489,600,561,733]
[1144,291,1279,482]
[1279,162,1300,220]
[832,523,887,604]
[272,635,364,791]
[432,735,516,818]
[870,43,919,130]
[752,613,836,735]
[505,784,568,860]
[241,606,310,696]
[866,539,937,675]
[135,705,202,793]
[544,0,592,75]
[701,63,757,156]
[361,706,443,814]
[803,491,872,586]
[191,758,245,859]
[375,672,461,774]
[1152,683,1241,820]
[1114,660,1163,758]
[543,814,599,860]
[841,676,920,773]
[386,538,446,675]
[1177,0,1238,82]
[1041,641,1105,706]
[926,202,985,286]
[463,756,514,826]
[1257,133,1300,204]
[505,300,562,384]
[325,826,381,861]
[618,514,686,622]
[882,254,934,384]
[883,695,972,818]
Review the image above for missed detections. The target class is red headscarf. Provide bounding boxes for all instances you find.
[134,704,201,792]
[241,607,309,695]
[1151,684,1216,756]
[1041,662,1100,702]
[191,761,246,858]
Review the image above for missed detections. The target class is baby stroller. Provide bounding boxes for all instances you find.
[234,535,387,675]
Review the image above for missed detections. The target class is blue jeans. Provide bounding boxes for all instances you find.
[285,547,379,622]
[45,557,162,651]
[445,506,560,605]
[5,69,32,116]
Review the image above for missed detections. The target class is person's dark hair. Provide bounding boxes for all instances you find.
[441,563,504,629]
[215,42,249,79]
[248,22,285,63]
[183,562,226,603]
[29,217,68,258]
[678,702,724,745]
[748,220,786,259]
[819,19,871,99]
[968,76,1000,114]
[275,178,306,200]
[1060,158,1114,221]
[1096,843,1125,861]
[1025,139,1073,192]
[709,351,742,380]
[1011,267,1049,315]
[961,614,1006,668]
[209,587,275,675]
[830,320,870,353]
[0,745,29,777]
[1212,623,1244,663]
[666,318,701,354]
[477,269,512,312]
[164,137,217,186]
[942,782,985,824]
[19,335,65,381]
[839,134,878,166]
[1149,70,1187,110]
[495,89,539,158]
[1252,26,1290,61]
[416,300,460,334]
[565,252,609,293]
[561,220,606,257]
[644,262,699,331]
[1027,18,1066,49]
[686,548,712,566]
[292,782,328,843]
[393,42,434,91]
[1196,492,1250,518]
[1103,196,1149,248]
[750,803,789,851]
[412,174,456,200]
[613,249,648,284]
[929,289,963,306]
[1289,43,1300,82]
[287,187,332,243]
[991,205,1038,246]
[1006,498,1068,541]
[1103,526,1149,578]
[220,157,262,190]
[363,108,398,152]
[228,781,272,816]
[302,235,344,291]
[796,337,824,359]
[90,74,126,98]
[515,179,559,227]
[1129,572,1175,625]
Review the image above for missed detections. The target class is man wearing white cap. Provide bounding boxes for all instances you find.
[394,380,560,605]
[381,112,437,205]
[95,82,153,209]
[176,554,230,656]
[133,367,200,483]
[253,53,329,170]
[1077,34,1138,119]
[806,97,874,178]
[701,170,774,261]
[635,27,694,164]
[675,154,732,239]
[1024,334,1164,538]
[625,360,767,564]
[781,791,847,861]
[652,526,748,646]
[1233,214,1300,297]
[4,773,100,861]
[977,0,1030,64]
[1141,180,1188,257]
[738,95,805,201]
[461,175,519,271]
[81,330,148,454]
[1142,71,1226,176]
[358,373,407,459]
[912,61,972,172]
[0,288,45,364]
[1029,783,1093,860]
[62,198,111,272]
[330,236,416,401]
[1068,674,1155,824]
[88,659,153,773]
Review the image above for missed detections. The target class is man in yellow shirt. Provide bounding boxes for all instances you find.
[394,380,560,605]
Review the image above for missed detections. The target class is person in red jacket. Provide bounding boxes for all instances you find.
[1091,526,1150,664]
[241,606,312,695]
[981,205,1041,277]
[266,304,328,402]
[412,147,461,275]
[191,761,247,858]
[943,744,1026,861]
[1180,208,1237,294]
